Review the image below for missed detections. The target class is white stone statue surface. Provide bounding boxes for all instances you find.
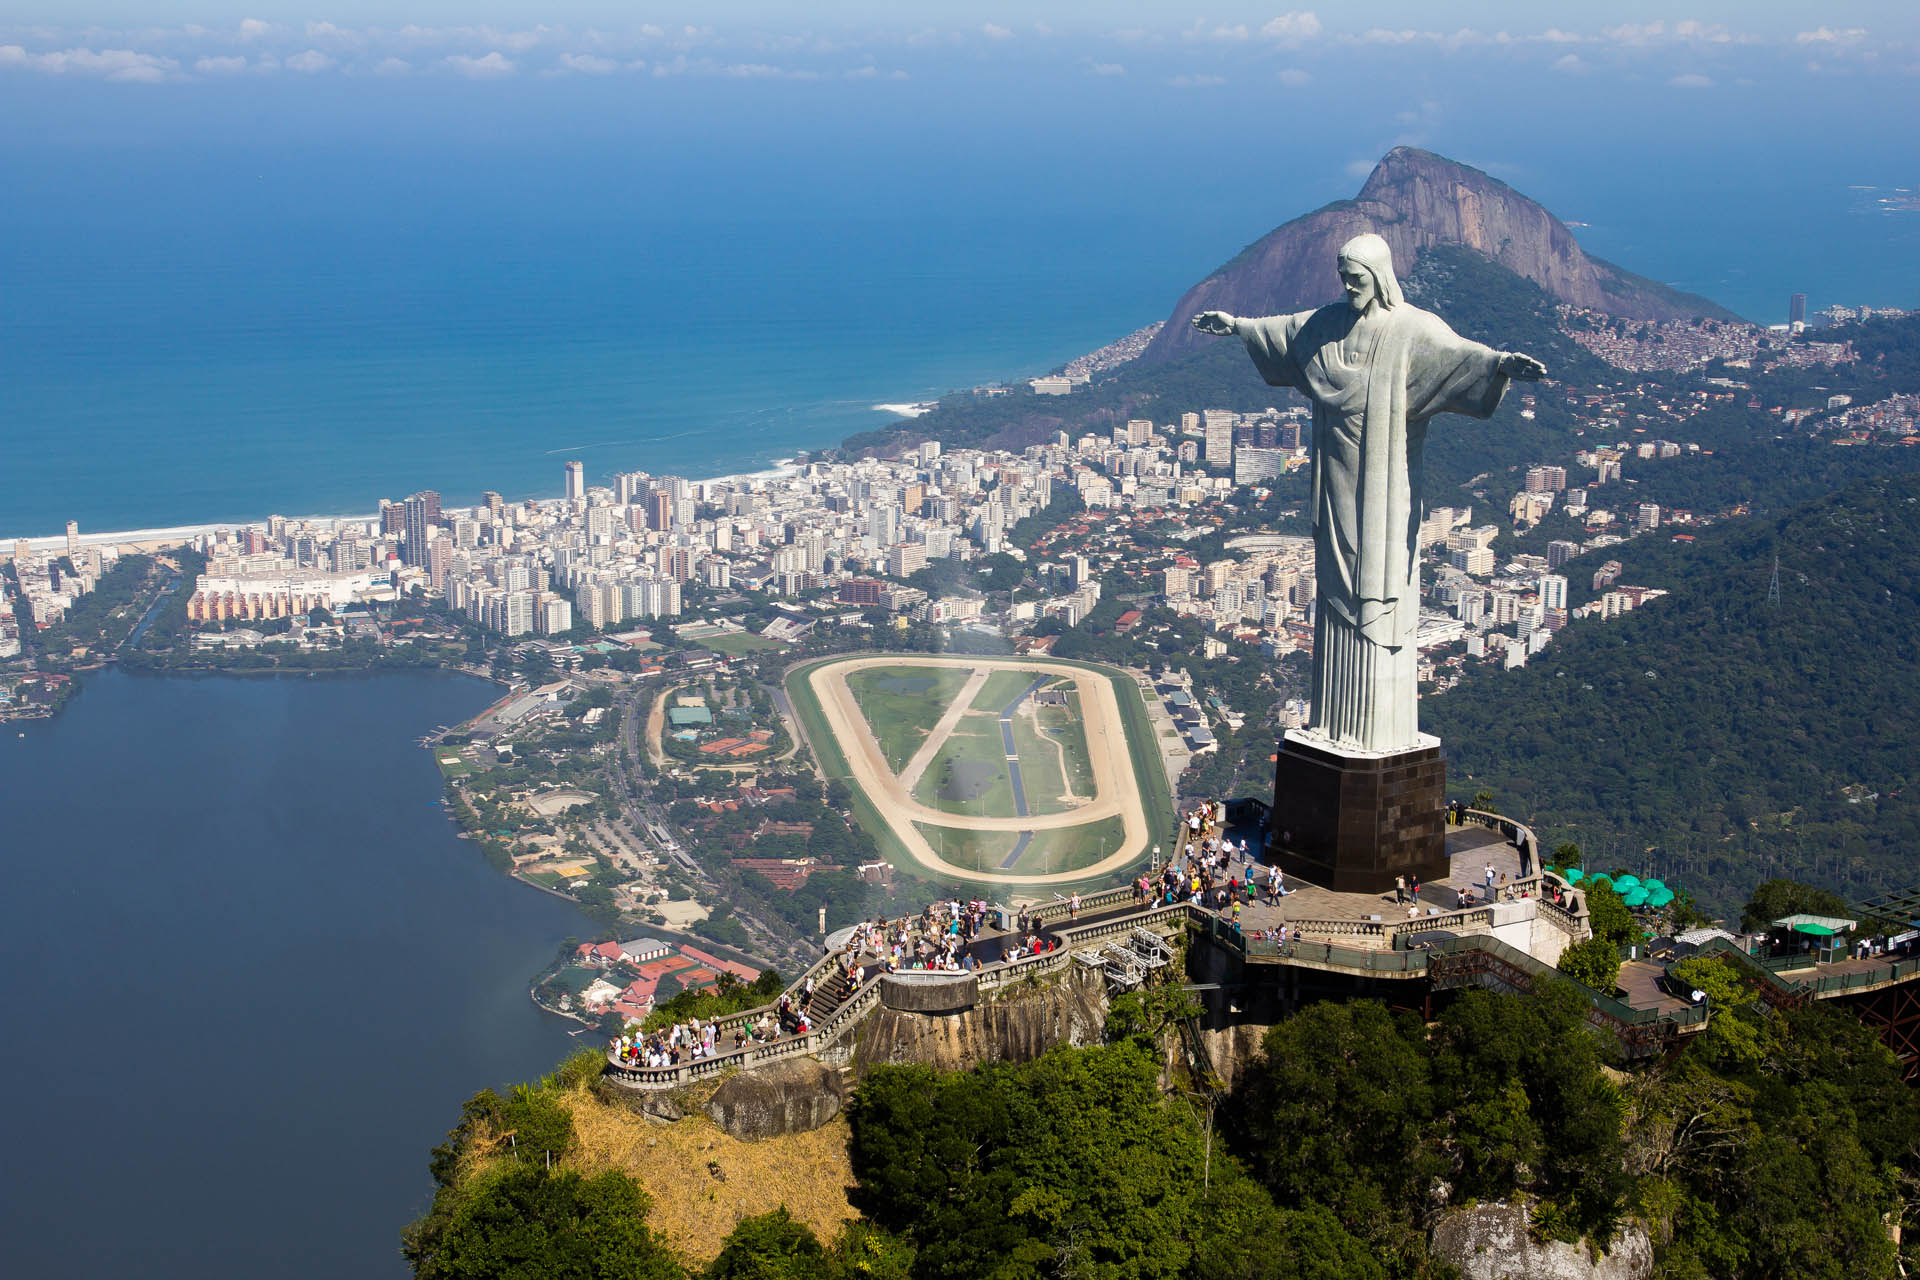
[1195,234,1545,755]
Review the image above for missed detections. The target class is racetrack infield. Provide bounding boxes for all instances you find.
[785,653,1171,890]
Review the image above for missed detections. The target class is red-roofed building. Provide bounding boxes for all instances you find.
[676,944,763,984]
[732,856,820,891]
[575,940,625,965]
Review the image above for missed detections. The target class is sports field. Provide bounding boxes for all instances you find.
[784,653,1174,891]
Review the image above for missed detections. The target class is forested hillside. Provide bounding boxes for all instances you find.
[1428,473,1920,911]
[408,974,1920,1280]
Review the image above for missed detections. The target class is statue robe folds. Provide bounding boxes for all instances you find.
[1240,302,1510,753]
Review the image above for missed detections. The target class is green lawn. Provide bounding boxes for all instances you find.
[912,721,1017,816]
[1021,816,1128,877]
[970,669,1043,714]
[912,823,1020,873]
[435,754,474,778]
[845,664,975,773]
[1009,698,1094,816]
[908,816,1126,877]
[696,632,782,656]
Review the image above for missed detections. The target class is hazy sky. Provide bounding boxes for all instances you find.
[4,4,1916,88]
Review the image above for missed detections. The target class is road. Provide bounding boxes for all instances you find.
[611,680,802,968]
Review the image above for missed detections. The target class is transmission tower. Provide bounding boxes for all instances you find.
[1767,555,1781,608]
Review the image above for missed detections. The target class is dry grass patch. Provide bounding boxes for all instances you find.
[563,1085,860,1265]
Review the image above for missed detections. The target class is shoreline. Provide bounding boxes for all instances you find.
[2,455,809,552]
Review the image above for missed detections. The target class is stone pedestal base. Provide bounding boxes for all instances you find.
[1266,729,1448,894]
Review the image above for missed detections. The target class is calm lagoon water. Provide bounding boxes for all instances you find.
[0,669,590,1279]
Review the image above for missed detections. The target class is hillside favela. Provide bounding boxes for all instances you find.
[5,6,1920,1280]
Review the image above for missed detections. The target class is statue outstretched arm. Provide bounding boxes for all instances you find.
[1497,351,1547,380]
[1192,310,1239,336]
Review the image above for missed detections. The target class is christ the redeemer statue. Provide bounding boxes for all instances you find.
[1195,234,1545,755]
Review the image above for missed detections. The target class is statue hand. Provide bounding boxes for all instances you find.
[1500,351,1547,381]
[1192,310,1239,337]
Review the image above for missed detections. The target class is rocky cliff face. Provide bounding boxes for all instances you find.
[1142,147,1736,365]
[1430,1201,1654,1280]
[847,967,1110,1074]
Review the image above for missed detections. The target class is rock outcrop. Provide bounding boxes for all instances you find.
[848,966,1110,1074]
[702,1058,847,1142]
[1141,147,1737,365]
[1430,1201,1654,1280]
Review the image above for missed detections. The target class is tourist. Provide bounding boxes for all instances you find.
[1394,873,1406,904]
[1069,892,1080,921]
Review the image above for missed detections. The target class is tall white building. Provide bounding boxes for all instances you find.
[564,460,585,502]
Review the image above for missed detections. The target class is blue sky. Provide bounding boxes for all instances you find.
[3,4,1916,87]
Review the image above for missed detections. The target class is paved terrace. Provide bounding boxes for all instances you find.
[1189,809,1591,953]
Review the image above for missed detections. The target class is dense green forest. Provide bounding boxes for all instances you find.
[407,953,1920,1279]
[1427,473,1920,912]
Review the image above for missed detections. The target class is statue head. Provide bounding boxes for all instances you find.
[1336,233,1403,313]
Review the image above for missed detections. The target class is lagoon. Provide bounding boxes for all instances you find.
[0,669,590,1278]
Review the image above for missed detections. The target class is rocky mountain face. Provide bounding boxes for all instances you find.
[1142,147,1737,365]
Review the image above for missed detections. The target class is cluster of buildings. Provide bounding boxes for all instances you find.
[7,524,110,639]
[565,937,763,1027]
[144,388,1331,649]
[1561,308,1857,374]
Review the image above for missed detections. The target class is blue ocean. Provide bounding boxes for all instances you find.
[3,75,1915,538]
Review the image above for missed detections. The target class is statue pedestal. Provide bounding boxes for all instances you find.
[1266,729,1448,894]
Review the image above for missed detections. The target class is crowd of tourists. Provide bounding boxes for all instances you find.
[1136,801,1286,919]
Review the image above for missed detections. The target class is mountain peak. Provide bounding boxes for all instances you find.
[1140,148,1736,365]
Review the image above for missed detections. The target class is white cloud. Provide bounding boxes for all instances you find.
[193,54,250,74]
[1275,66,1311,86]
[1672,20,1733,44]
[442,51,515,78]
[304,21,363,48]
[1090,62,1125,77]
[1604,21,1665,45]
[1551,53,1586,74]
[1261,12,1323,42]
[552,52,615,75]
[982,24,1012,41]
[1669,72,1714,88]
[284,49,334,74]
[372,57,410,76]
[0,44,178,81]
[237,18,273,43]
[1796,26,1867,46]
[1169,73,1225,87]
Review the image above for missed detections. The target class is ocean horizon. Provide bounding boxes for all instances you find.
[5,124,1915,542]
